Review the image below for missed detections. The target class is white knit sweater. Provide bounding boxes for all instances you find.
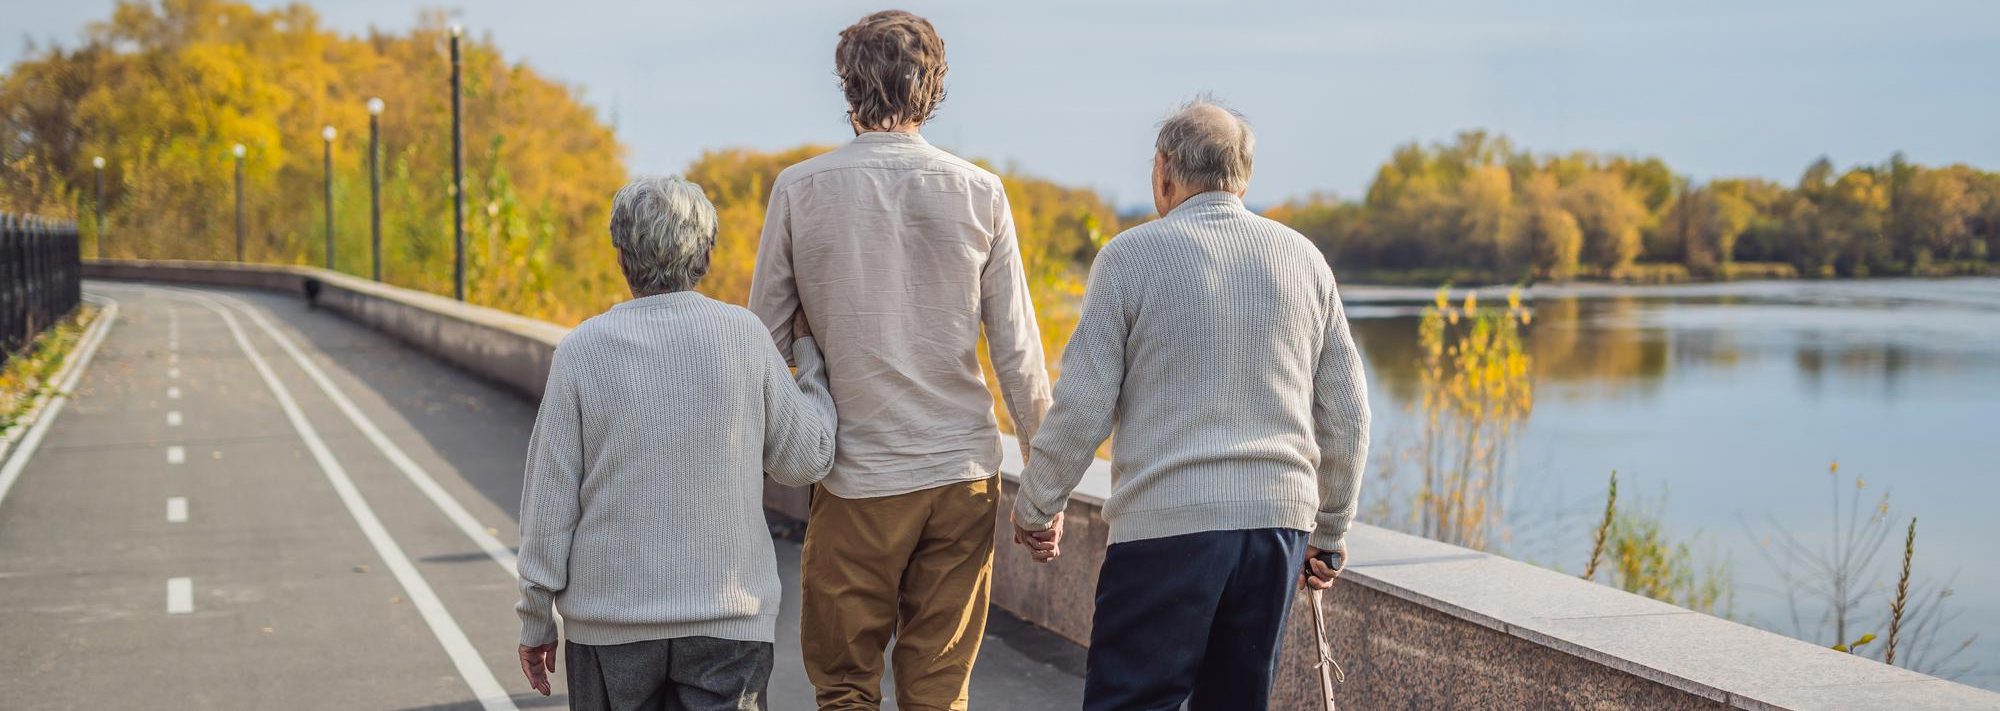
[515,291,837,646]
[1012,191,1372,550]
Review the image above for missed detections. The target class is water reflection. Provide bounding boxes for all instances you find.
[1352,295,1671,407]
[1342,278,2000,686]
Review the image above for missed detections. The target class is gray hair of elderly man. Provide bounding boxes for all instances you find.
[1155,96,1256,194]
[608,176,718,295]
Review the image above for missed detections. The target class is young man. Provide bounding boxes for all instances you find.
[515,176,838,711]
[748,10,1052,710]
[1009,99,1371,710]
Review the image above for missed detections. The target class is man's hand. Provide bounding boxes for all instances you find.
[791,308,813,341]
[1300,545,1346,591]
[1011,510,1064,563]
[519,642,557,696]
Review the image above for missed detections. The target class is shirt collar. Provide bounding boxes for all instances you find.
[1168,190,1244,216]
[850,131,930,146]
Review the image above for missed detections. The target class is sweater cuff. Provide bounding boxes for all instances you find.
[790,336,823,372]
[1309,526,1348,552]
[520,615,557,647]
[1011,488,1060,531]
[518,595,558,646]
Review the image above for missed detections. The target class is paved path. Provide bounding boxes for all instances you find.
[0,282,1083,710]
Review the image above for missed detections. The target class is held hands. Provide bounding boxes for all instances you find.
[1299,545,1346,591]
[519,642,557,696]
[1011,510,1064,563]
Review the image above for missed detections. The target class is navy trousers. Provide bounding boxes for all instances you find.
[1082,527,1309,711]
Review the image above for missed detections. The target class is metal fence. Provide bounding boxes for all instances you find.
[1,212,83,365]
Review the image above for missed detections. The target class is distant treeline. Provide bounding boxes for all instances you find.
[1268,132,2000,283]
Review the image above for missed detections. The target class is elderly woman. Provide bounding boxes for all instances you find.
[513,176,836,710]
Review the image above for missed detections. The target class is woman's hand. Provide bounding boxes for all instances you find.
[519,642,558,695]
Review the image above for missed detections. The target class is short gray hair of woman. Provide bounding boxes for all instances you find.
[1155,97,1255,194]
[608,176,718,294]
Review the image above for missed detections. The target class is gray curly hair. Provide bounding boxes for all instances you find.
[608,176,717,294]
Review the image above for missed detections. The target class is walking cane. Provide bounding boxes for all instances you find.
[1308,550,1345,711]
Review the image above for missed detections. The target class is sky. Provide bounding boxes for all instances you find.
[8,1,2000,211]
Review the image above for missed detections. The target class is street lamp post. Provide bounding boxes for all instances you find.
[368,97,384,282]
[322,125,336,270]
[450,24,466,301]
[233,143,246,262]
[91,156,105,260]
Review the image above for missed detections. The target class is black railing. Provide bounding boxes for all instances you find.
[1,213,83,365]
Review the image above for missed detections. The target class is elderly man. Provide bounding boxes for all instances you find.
[514,176,838,711]
[1010,99,1372,710]
[748,10,1052,711]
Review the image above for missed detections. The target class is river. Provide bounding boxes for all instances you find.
[1340,278,2000,689]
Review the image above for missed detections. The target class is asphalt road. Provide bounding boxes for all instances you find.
[0,282,1084,710]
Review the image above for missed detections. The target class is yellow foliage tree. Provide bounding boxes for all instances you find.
[0,0,627,324]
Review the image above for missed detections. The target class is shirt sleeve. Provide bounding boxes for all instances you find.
[980,186,1054,458]
[763,336,839,486]
[515,349,585,646]
[1310,281,1372,551]
[1010,249,1126,530]
[748,184,800,365]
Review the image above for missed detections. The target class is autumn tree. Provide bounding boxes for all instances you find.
[0,0,627,323]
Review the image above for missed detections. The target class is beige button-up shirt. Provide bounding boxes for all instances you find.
[749,131,1052,499]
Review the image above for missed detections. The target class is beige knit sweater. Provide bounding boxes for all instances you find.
[1013,192,1372,551]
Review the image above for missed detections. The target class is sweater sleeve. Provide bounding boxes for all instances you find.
[762,336,838,487]
[516,348,585,646]
[1310,281,1372,551]
[1011,250,1127,530]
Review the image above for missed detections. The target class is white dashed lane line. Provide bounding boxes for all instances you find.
[166,411,182,427]
[166,578,192,614]
[165,446,185,465]
[166,497,187,523]
[166,386,180,400]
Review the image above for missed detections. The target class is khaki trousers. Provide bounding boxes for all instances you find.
[800,476,996,711]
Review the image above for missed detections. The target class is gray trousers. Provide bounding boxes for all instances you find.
[566,636,774,711]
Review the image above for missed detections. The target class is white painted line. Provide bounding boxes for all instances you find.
[0,296,120,509]
[168,353,178,365]
[168,367,180,379]
[166,577,192,614]
[220,294,521,577]
[165,446,185,465]
[183,292,516,711]
[166,386,181,400]
[166,411,182,427]
[166,497,188,523]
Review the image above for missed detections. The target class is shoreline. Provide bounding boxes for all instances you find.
[1339,274,2000,305]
